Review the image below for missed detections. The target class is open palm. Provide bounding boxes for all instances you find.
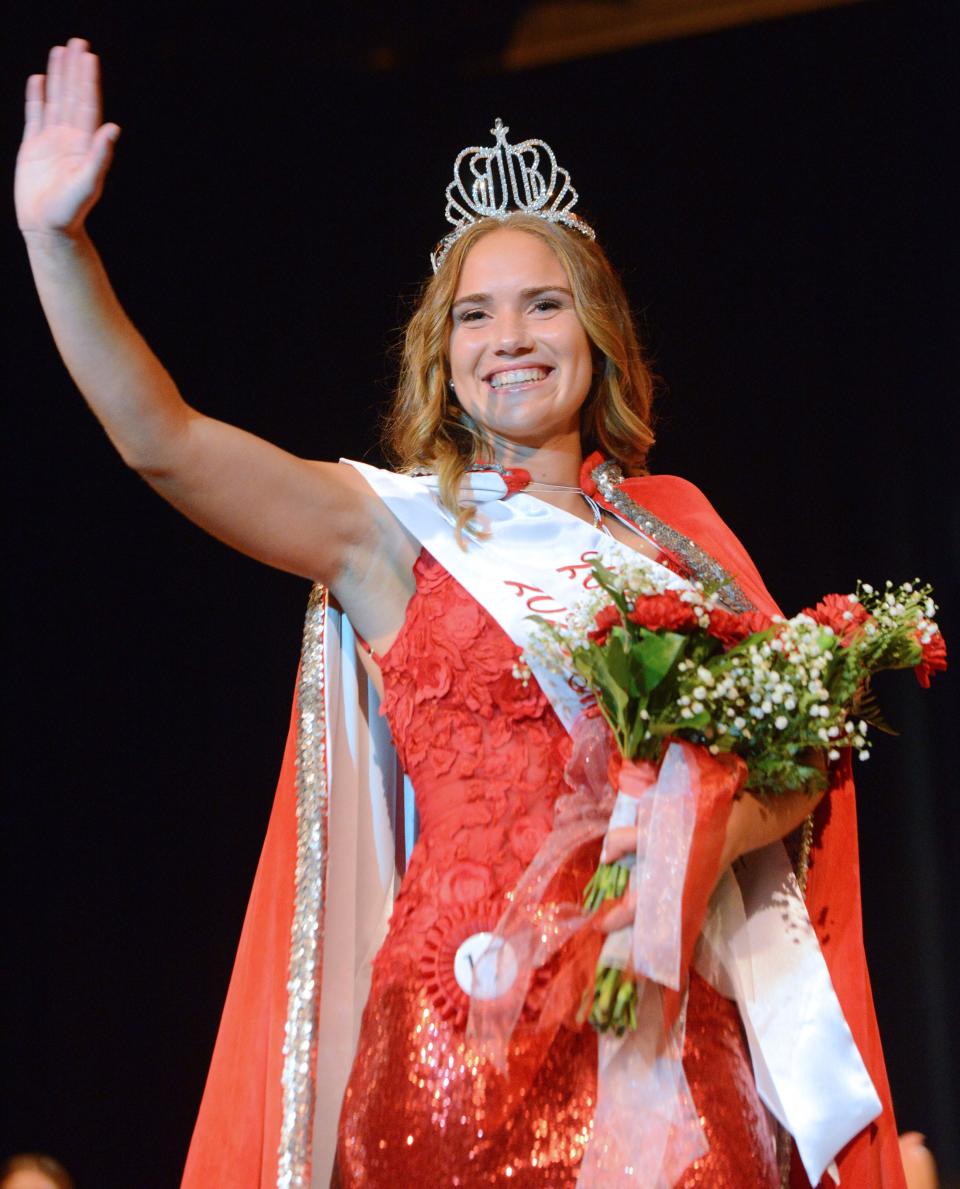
[16,37,119,237]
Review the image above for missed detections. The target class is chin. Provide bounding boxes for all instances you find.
[487,425,575,451]
[483,403,581,442]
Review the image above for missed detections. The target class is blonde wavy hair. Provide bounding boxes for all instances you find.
[382,213,656,533]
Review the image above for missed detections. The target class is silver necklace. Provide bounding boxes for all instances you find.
[526,481,611,535]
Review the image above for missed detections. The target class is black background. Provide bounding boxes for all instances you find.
[2,2,957,1185]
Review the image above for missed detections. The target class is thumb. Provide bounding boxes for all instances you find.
[84,122,121,189]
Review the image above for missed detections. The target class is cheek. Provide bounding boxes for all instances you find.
[448,332,479,377]
[573,330,594,373]
[559,334,594,391]
[545,320,592,372]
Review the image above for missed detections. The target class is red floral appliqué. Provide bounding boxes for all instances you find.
[374,550,572,979]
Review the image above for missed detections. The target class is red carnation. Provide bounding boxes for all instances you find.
[915,631,947,688]
[707,607,774,649]
[627,591,698,633]
[803,593,870,646]
[738,610,775,636]
[707,608,751,648]
[588,604,622,644]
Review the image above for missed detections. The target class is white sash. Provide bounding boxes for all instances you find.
[345,459,690,730]
[696,857,882,1187]
[339,460,882,1187]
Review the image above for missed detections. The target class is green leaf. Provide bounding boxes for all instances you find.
[592,561,632,616]
[576,652,630,746]
[633,630,687,694]
[744,759,826,796]
[723,629,773,659]
[851,678,900,736]
[602,634,632,692]
[594,659,630,715]
[648,710,709,737]
[625,710,652,758]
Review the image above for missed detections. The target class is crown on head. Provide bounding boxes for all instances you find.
[430,118,596,272]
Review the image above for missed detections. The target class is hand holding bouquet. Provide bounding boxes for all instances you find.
[528,562,946,1033]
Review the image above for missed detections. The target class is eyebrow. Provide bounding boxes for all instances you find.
[451,285,573,309]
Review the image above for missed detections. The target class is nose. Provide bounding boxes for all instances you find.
[494,310,535,356]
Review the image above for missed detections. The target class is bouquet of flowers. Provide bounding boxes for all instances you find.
[527,562,946,1034]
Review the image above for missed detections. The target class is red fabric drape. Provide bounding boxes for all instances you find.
[182,692,300,1188]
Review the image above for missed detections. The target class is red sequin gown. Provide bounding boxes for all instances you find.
[334,551,778,1188]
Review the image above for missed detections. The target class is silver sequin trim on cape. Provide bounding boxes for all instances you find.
[277,584,329,1187]
[590,461,753,613]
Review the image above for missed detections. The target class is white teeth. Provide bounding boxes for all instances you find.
[489,367,548,389]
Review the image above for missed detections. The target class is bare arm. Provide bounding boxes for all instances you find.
[718,762,826,870]
[599,753,828,933]
[16,39,394,591]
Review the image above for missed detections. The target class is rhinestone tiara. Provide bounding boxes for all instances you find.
[430,118,596,272]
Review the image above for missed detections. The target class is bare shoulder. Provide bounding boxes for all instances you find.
[300,459,406,553]
[324,460,421,648]
[320,459,412,548]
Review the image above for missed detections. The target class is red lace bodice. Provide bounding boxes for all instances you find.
[374,550,573,979]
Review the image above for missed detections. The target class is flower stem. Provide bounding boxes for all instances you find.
[589,965,639,1033]
[582,861,631,912]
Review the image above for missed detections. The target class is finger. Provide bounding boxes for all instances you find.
[597,889,636,934]
[62,37,90,128]
[23,74,45,143]
[76,51,102,136]
[598,902,633,933]
[80,122,121,193]
[44,45,66,126]
[600,826,636,864]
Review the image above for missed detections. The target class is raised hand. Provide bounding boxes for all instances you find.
[16,38,120,238]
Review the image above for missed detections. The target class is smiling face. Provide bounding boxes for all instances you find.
[448,227,594,457]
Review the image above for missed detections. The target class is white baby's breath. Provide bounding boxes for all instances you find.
[526,565,940,790]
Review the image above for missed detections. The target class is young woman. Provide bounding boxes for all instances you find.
[17,37,908,1189]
